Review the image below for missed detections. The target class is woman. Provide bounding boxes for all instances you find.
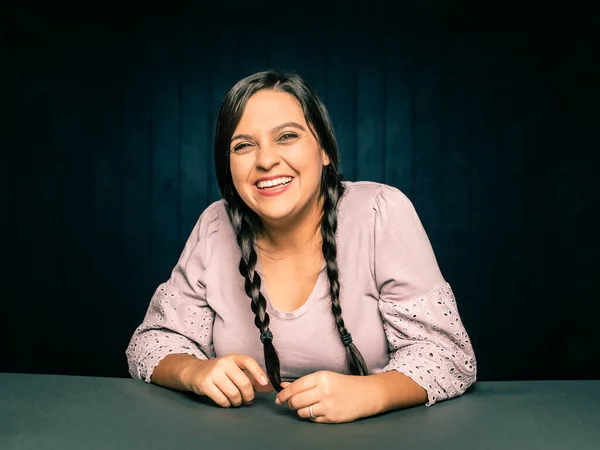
[126,70,477,424]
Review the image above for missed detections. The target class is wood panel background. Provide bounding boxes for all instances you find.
[2,2,598,380]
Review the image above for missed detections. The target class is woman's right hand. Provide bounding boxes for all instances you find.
[181,354,274,407]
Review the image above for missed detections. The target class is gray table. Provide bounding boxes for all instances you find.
[1,374,598,450]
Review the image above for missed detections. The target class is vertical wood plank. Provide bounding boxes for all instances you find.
[466,36,501,379]
[209,25,238,203]
[439,34,471,295]
[89,34,130,373]
[327,29,356,181]
[57,24,95,264]
[269,28,298,74]
[385,31,414,194]
[150,24,181,283]
[180,24,211,249]
[486,33,541,379]
[35,88,77,373]
[59,101,93,254]
[412,35,443,250]
[296,29,328,104]
[439,34,475,358]
[356,33,386,183]
[468,42,499,289]
[91,41,124,288]
[490,32,527,304]
[237,28,270,78]
[122,23,152,303]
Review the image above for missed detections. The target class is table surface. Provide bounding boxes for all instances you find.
[1,374,599,450]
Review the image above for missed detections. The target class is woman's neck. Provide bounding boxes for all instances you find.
[256,196,324,258]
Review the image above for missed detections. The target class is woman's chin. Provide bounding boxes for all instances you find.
[257,206,297,224]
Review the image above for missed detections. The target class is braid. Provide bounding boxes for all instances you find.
[227,203,283,392]
[226,177,367,386]
[321,182,369,376]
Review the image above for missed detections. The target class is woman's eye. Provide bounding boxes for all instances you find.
[278,133,297,141]
[233,143,252,152]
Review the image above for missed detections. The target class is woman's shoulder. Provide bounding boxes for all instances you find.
[198,198,226,222]
[340,181,412,212]
[204,198,227,217]
[192,199,227,239]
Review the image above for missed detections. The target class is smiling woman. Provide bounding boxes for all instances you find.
[229,92,327,215]
[125,70,477,424]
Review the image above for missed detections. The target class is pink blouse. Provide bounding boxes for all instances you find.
[126,181,477,405]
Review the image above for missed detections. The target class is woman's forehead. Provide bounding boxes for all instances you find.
[236,91,306,129]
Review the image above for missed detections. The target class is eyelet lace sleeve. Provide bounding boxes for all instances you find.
[374,185,477,406]
[125,203,220,383]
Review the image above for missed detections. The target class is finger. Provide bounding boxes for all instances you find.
[225,368,255,404]
[280,381,292,388]
[297,402,322,421]
[202,383,232,408]
[244,370,274,393]
[276,373,319,404]
[253,380,274,393]
[285,387,321,411]
[233,355,269,387]
[213,373,244,407]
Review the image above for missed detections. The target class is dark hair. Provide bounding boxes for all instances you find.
[214,70,368,391]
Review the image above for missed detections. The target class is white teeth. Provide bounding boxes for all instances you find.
[256,177,293,189]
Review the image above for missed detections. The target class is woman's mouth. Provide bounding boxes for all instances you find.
[254,177,294,197]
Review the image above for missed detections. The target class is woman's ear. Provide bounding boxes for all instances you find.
[321,149,331,166]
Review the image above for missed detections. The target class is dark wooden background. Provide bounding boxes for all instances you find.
[2,1,599,381]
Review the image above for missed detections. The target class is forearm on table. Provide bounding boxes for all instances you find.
[364,370,428,416]
[150,353,206,392]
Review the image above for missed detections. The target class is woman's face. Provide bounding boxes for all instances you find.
[229,90,330,227]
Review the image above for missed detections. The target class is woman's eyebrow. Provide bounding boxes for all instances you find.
[231,122,306,142]
[270,121,306,134]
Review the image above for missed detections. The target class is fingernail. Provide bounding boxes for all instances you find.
[260,375,268,385]
[275,397,281,405]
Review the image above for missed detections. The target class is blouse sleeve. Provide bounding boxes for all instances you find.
[125,204,220,383]
[374,185,477,406]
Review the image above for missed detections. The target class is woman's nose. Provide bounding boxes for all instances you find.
[255,142,280,169]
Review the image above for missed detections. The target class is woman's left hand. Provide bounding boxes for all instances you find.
[275,371,377,423]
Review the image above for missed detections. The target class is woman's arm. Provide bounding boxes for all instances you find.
[367,370,428,413]
[125,206,218,383]
[151,353,207,392]
[373,185,477,406]
[274,369,428,423]
[276,186,476,422]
